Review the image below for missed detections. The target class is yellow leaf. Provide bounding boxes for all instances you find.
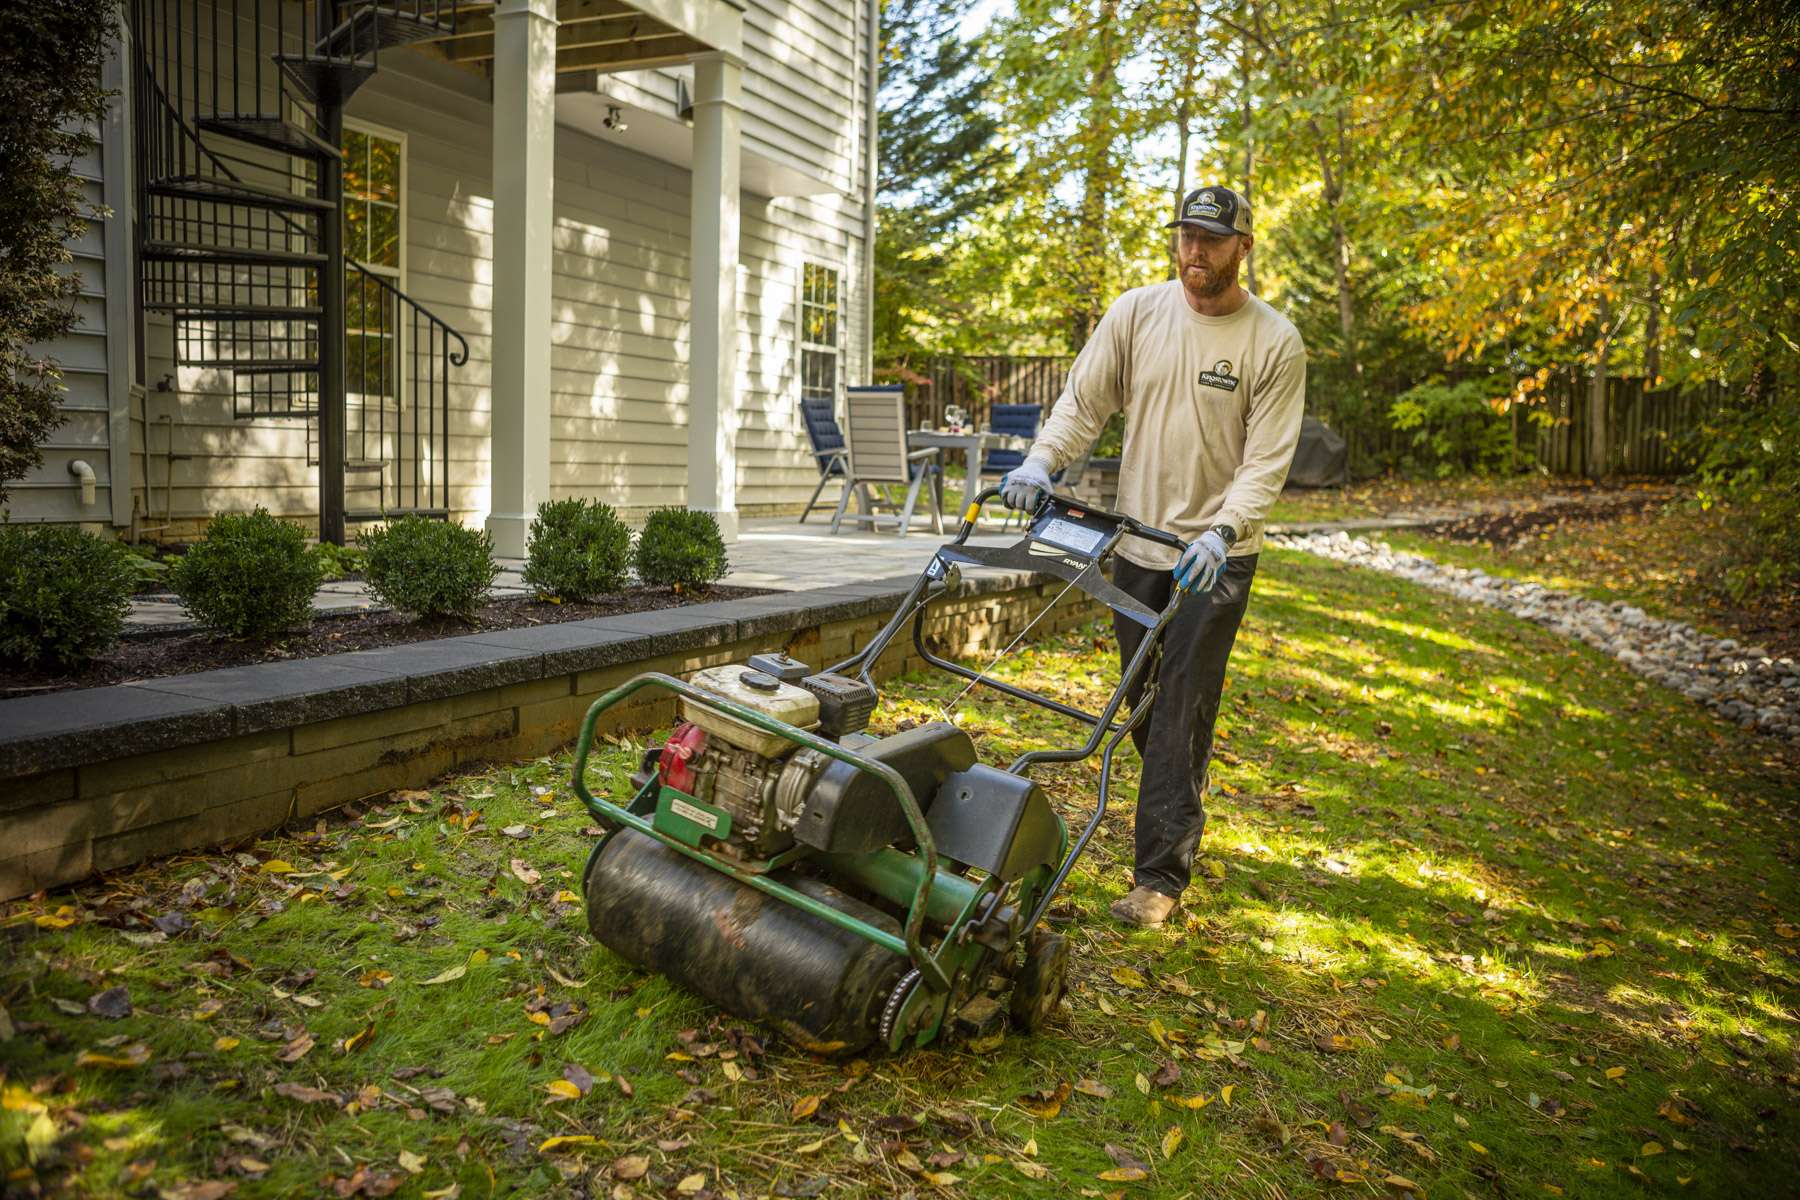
[1168,1094,1212,1110]
[1385,1175,1419,1192]
[261,860,296,874]
[554,890,581,904]
[1098,1167,1148,1182]
[545,1079,583,1100]
[537,1136,604,1152]
[1013,1159,1049,1180]
[796,1138,827,1155]
[1469,1141,1489,1155]
[398,1150,427,1175]
[191,998,224,1021]
[213,1036,239,1051]
[33,907,77,929]
[920,1171,961,1186]
[1641,1142,1665,1158]
[1111,966,1147,989]
[1604,1066,1626,1080]
[341,1022,377,1054]
[791,1094,822,1121]
[1220,1085,1234,1106]
[722,1061,743,1082]
[527,1010,551,1026]
[419,963,467,986]
[1162,1126,1183,1158]
[75,1043,151,1070]
[1097,995,1118,1016]
[1134,1073,1150,1096]
[676,1173,707,1194]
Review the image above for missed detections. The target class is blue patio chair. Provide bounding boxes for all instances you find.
[799,396,850,523]
[977,403,1044,481]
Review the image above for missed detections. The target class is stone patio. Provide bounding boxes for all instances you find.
[125,516,1030,631]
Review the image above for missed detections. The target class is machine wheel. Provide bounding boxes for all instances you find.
[1008,928,1068,1033]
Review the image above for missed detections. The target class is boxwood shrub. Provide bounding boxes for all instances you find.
[358,515,499,619]
[522,498,633,601]
[167,508,323,639]
[0,524,135,668]
[634,508,729,591]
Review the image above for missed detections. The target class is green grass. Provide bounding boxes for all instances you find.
[4,548,1796,1198]
[1267,475,1556,526]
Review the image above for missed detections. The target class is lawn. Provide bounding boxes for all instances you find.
[4,548,1796,1199]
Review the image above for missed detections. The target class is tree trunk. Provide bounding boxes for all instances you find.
[1240,31,1256,294]
[1588,292,1611,479]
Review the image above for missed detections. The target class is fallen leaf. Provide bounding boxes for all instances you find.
[1110,966,1147,989]
[1641,1142,1665,1157]
[419,963,467,987]
[1161,1126,1184,1158]
[1105,1144,1149,1173]
[1073,1078,1114,1099]
[1098,1167,1148,1182]
[612,1155,650,1180]
[1167,1093,1213,1110]
[675,1173,707,1194]
[510,859,541,886]
[1468,1141,1489,1155]
[397,1151,426,1175]
[1604,1066,1627,1080]
[1012,1159,1049,1180]
[537,1135,604,1153]
[213,1036,240,1052]
[1221,1085,1235,1106]
[88,986,132,1019]
[276,1032,315,1062]
[273,1082,340,1106]
[341,1022,377,1054]
[261,860,296,875]
[359,970,393,989]
[1016,1081,1071,1120]
[75,1042,152,1070]
[791,1094,822,1121]
[161,1182,237,1200]
[545,1079,583,1101]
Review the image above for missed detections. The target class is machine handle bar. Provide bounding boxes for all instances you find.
[955,484,1190,554]
[570,672,953,994]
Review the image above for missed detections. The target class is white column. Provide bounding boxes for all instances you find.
[686,52,743,542]
[486,0,558,558]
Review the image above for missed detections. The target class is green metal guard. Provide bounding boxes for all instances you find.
[571,671,954,994]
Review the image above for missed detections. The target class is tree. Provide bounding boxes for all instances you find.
[0,0,112,504]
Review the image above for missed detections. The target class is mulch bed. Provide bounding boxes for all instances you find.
[1416,488,1681,545]
[0,585,772,699]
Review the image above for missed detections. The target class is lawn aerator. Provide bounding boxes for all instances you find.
[571,488,1193,1054]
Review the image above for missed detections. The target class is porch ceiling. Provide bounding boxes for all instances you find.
[419,0,740,76]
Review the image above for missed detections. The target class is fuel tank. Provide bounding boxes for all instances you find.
[585,829,909,1055]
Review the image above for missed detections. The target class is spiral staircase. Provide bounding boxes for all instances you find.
[128,0,469,541]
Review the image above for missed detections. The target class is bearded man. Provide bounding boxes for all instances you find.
[1000,184,1308,927]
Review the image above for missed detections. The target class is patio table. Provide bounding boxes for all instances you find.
[907,429,1033,513]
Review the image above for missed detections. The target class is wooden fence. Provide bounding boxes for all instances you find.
[877,355,1074,432]
[880,357,1722,479]
[1520,374,1719,477]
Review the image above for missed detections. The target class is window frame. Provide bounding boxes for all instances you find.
[797,260,843,413]
[340,118,407,412]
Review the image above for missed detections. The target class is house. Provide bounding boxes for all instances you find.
[14,0,879,553]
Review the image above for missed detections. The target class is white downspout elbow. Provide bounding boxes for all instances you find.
[68,459,97,506]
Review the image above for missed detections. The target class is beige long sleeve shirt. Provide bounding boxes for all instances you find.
[1025,281,1307,570]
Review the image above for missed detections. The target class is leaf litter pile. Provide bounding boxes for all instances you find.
[3,548,1796,1198]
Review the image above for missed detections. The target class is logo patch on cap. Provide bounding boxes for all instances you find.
[1198,359,1240,393]
[1187,189,1224,220]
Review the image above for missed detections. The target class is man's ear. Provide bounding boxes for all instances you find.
[1240,233,1255,258]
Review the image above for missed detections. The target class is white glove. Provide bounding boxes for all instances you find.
[1174,529,1231,592]
[999,460,1053,512]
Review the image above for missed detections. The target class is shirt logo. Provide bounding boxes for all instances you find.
[1198,359,1240,392]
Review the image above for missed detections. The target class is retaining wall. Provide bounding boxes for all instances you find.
[0,574,1104,899]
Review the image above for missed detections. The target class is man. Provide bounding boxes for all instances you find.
[1001,184,1306,927]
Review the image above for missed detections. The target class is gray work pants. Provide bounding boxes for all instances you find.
[1113,553,1258,898]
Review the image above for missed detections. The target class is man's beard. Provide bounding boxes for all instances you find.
[1183,257,1237,299]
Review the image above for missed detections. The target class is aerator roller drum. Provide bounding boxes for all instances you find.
[571,487,1194,1053]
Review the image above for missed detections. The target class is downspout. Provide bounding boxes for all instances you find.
[861,0,879,384]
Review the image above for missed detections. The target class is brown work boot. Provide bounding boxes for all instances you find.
[1109,886,1178,928]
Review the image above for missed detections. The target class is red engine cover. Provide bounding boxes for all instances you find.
[657,722,707,794]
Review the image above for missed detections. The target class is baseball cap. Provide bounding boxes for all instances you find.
[1166,185,1252,236]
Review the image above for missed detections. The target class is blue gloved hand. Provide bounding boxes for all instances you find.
[999,459,1053,512]
[1174,530,1231,593]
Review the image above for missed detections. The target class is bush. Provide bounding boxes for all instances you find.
[634,508,729,591]
[0,524,135,668]
[522,498,633,601]
[168,509,323,639]
[358,515,499,619]
[313,540,367,582]
[1388,377,1517,477]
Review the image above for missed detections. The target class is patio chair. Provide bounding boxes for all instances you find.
[830,385,944,537]
[798,396,850,523]
[978,403,1051,527]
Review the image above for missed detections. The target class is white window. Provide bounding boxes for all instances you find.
[800,262,841,406]
[342,123,405,404]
